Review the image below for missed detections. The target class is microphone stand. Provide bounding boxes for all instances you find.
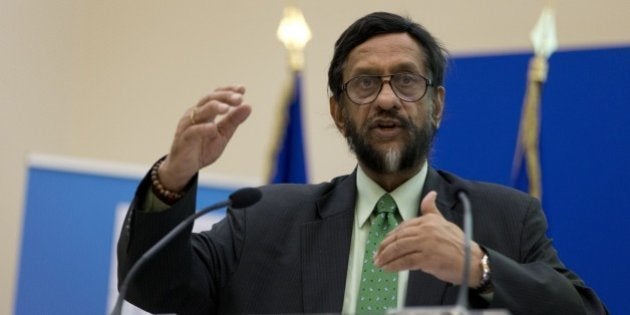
[110,199,230,315]
[456,190,473,314]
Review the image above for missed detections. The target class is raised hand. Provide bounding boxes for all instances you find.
[158,85,252,192]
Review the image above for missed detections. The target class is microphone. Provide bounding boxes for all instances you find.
[110,187,262,315]
[455,188,472,314]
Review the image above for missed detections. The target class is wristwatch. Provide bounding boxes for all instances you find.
[477,253,494,294]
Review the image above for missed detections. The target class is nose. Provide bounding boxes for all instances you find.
[374,80,399,110]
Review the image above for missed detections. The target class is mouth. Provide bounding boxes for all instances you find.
[369,118,404,139]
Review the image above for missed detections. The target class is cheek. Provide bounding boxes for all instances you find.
[345,107,369,127]
[408,103,434,127]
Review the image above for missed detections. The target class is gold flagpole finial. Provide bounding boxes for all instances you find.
[529,2,557,82]
[276,6,312,70]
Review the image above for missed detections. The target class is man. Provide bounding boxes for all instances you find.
[118,12,606,314]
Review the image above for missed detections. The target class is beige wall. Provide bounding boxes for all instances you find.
[1,0,628,313]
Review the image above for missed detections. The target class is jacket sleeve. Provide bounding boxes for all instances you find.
[485,197,607,315]
[116,171,245,314]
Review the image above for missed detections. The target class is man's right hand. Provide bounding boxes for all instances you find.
[157,85,252,192]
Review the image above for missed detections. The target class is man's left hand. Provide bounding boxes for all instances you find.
[374,191,484,286]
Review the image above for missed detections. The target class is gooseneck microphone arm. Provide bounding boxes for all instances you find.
[110,187,262,315]
[455,189,472,313]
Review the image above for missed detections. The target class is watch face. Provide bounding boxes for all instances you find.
[482,254,489,269]
[477,254,493,293]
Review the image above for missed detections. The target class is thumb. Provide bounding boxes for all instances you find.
[421,191,442,216]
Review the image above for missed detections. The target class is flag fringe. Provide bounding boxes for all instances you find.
[512,55,547,200]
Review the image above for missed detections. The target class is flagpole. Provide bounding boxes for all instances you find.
[512,2,557,200]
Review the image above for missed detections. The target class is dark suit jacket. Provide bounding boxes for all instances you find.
[118,168,606,314]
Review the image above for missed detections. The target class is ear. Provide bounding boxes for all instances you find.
[431,86,445,129]
[329,96,346,136]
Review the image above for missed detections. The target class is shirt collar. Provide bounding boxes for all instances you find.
[355,162,428,228]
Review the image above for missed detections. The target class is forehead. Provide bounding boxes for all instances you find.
[344,33,426,78]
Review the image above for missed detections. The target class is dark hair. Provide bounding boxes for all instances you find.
[328,12,447,102]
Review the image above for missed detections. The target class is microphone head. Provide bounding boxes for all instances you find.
[229,187,262,208]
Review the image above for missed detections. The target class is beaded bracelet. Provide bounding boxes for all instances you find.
[150,159,183,204]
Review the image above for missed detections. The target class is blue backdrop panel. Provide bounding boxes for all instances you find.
[15,165,234,315]
[434,45,630,314]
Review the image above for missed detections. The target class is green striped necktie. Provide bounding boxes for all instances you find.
[356,193,400,314]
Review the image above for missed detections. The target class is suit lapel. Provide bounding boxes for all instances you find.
[405,168,462,306]
[298,168,464,309]
[301,172,357,313]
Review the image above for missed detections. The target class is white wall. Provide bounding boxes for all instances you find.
[2,0,628,313]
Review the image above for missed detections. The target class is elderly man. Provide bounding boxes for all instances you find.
[117,12,606,315]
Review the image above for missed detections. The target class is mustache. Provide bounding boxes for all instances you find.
[366,111,413,130]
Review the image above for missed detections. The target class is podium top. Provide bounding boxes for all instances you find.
[387,306,511,315]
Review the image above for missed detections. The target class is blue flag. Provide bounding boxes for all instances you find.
[269,71,308,183]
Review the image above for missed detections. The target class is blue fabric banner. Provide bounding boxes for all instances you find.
[269,71,308,184]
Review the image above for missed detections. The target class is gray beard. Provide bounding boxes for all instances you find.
[343,110,435,174]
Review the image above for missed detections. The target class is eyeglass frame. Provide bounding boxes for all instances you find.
[341,72,435,105]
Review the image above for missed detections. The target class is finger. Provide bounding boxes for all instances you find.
[194,101,231,125]
[215,104,252,139]
[380,251,426,272]
[421,191,442,217]
[186,101,251,138]
[196,90,245,108]
[377,221,422,255]
[375,234,425,268]
[391,216,423,232]
[214,85,246,94]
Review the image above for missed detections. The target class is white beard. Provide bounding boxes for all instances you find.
[384,147,401,173]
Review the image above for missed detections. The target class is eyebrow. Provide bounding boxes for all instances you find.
[349,62,423,77]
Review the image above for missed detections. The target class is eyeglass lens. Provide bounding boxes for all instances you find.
[345,73,429,104]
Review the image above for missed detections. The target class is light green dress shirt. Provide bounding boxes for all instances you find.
[341,163,428,314]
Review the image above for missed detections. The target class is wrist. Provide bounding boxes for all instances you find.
[151,158,184,204]
[158,157,189,192]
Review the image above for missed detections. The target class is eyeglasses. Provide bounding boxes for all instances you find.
[342,73,434,105]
